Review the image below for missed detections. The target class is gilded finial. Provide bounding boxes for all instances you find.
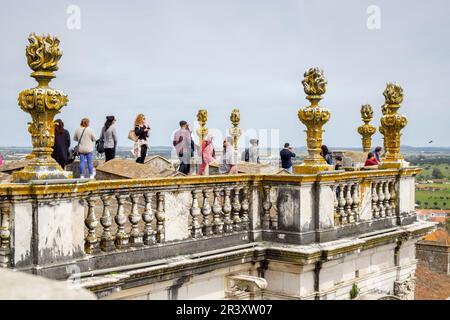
[302,67,327,97]
[229,109,242,151]
[379,82,408,168]
[13,34,71,182]
[26,33,62,73]
[196,109,208,142]
[383,82,404,105]
[358,104,376,153]
[295,67,332,174]
[230,109,240,127]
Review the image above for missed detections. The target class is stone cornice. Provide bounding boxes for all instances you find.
[0,168,420,198]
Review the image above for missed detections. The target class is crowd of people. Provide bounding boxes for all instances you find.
[49,114,385,179]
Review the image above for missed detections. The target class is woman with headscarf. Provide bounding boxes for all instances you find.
[52,119,71,169]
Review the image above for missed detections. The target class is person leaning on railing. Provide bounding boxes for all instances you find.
[364,152,379,167]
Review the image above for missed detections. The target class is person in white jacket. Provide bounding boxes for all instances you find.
[74,118,97,179]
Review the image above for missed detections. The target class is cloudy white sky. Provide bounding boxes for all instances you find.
[0,0,449,148]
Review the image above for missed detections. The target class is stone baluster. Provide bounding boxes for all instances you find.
[129,194,143,246]
[100,195,115,252]
[351,183,360,222]
[190,190,203,238]
[389,181,397,216]
[0,202,11,267]
[85,195,100,254]
[344,184,353,224]
[333,186,340,226]
[384,181,392,216]
[232,186,242,231]
[223,187,234,233]
[337,184,346,224]
[262,185,272,230]
[212,188,224,235]
[372,182,379,218]
[377,182,386,217]
[143,192,156,245]
[115,194,130,249]
[202,189,213,236]
[240,186,250,231]
[155,192,165,243]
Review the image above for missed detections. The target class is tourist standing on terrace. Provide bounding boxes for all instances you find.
[243,138,260,164]
[334,156,343,170]
[101,116,118,162]
[52,119,71,169]
[321,145,333,165]
[374,146,382,163]
[199,134,216,176]
[280,143,296,173]
[74,118,97,179]
[364,152,379,166]
[134,114,150,164]
[173,120,194,175]
[223,136,238,174]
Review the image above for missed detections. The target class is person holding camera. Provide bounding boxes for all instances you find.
[280,142,296,173]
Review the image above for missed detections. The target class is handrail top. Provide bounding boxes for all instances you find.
[0,166,421,197]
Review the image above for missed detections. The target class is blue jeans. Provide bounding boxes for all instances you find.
[80,153,94,177]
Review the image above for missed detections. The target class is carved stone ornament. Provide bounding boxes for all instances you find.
[379,82,408,169]
[357,104,376,152]
[13,33,72,182]
[295,67,332,174]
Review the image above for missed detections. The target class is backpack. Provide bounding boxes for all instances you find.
[96,128,105,154]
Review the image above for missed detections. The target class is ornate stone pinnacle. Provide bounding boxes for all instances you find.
[379,82,408,169]
[294,68,332,174]
[229,109,242,151]
[12,34,72,182]
[357,104,376,153]
[196,109,208,142]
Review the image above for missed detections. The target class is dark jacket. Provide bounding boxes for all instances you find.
[135,125,149,141]
[52,129,71,167]
[280,148,296,169]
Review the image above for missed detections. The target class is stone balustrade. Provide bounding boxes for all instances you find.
[0,167,420,278]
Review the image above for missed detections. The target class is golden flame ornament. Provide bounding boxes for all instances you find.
[294,68,332,174]
[229,109,242,151]
[379,82,408,169]
[13,34,72,182]
[196,109,208,143]
[357,104,376,153]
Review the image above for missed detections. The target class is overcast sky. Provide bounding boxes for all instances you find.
[0,0,449,148]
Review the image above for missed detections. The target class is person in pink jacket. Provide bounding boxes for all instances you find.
[199,134,215,176]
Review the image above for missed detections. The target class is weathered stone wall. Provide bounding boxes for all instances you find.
[416,241,450,275]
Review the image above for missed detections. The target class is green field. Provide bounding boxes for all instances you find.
[416,163,450,181]
[416,183,450,210]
